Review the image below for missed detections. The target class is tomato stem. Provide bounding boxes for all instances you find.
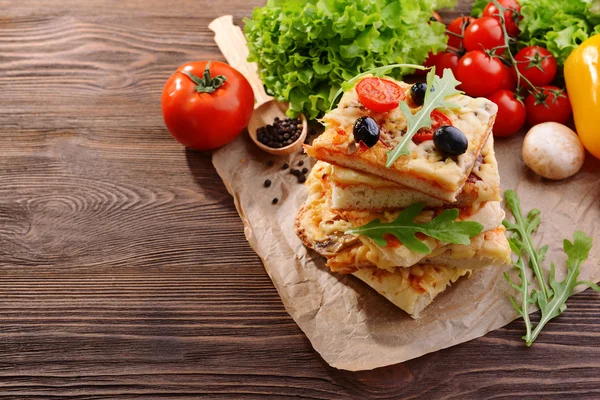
[180,61,227,94]
[491,0,540,95]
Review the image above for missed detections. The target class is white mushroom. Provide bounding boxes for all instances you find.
[522,122,585,180]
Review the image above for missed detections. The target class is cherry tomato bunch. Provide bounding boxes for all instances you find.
[424,0,572,138]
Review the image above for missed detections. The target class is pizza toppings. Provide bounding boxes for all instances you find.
[433,126,468,156]
[412,110,452,143]
[353,117,380,148]
[356,77,405,113]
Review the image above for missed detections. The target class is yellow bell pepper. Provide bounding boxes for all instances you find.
[565,34,600,160]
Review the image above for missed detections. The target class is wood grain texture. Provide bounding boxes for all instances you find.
[1,0,600,399]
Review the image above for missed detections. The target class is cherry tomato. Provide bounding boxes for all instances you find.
[514,46,558,88]
[456,50,504,97]
[356,77,406,113]
[162,61,254,151]
[488,90,526,137]
[413,110,453,143]
[435,51,460,77]
[446,16,475,50]
[463,17,505,55]
[498,64,517,91]
[525,86,572,126]
[483,0,522,37]
[446,16,474,50]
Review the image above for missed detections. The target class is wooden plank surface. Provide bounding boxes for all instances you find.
[1,0,600,398]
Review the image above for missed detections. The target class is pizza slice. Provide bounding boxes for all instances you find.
[330,135,501,211]
[295,162,510,272]
[305,77,498,202]
[352,265,469,319]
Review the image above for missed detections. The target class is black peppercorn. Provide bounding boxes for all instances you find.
[264,179,272,188]
[256,117,304,149]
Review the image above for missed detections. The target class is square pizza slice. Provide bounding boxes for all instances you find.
[329,135,501,211]
[305,77,498,202]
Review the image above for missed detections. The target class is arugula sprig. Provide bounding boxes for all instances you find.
[345,203,483,254]
[503,190,598,346]
[385,67,462,168]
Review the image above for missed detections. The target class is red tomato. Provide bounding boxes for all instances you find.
[514,46,558,88]
[435,51,460,77]
[483,0,522,37]
[162,61,254,151]
[498,64,517,91]
[456,50,504,97]
[488,90,526,137]
[446,16,474,50]
[525,86,572,126]
[413,110,453,143]
[356,77,406,113]
[463,17,505,55]
[416,52,442,76]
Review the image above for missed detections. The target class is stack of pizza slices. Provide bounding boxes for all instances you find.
[295,76,510,318]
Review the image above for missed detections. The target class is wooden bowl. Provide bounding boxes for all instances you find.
[247,100,308,156]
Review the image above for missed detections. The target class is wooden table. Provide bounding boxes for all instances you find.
[2,0,600,398]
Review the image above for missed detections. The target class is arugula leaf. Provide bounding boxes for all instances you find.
[527,232,594,345]
[385,68,462,168]
[503,190,598,346]
[345,203,484,254]
[502,190,551,300]
[503,240,533,342]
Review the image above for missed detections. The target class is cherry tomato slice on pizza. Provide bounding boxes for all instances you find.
[413,110,453,143]
[356,77,406,113]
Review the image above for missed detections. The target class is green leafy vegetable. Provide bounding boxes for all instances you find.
[345,202,484,254]
[386,67,462,167]
[244,0,456,120]
[471,0,600,68]
[503,189,598,346]
[517,0,600,66]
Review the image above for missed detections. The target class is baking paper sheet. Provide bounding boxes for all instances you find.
[212,133,600,371]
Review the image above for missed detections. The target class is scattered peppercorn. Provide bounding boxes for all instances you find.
[302,168,308,174]
[264,179,272,188]
[297,160,304,166]
[272,198,279,205]
[298,175,307,183]
[257,118,303,149]
[282,163,289,170]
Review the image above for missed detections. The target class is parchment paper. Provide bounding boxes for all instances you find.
[212,133,600,371]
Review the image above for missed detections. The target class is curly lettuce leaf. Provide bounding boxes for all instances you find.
[244,0,456,119]
[518,0,600,66]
